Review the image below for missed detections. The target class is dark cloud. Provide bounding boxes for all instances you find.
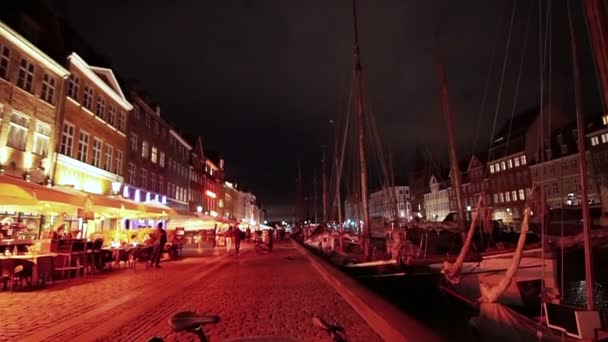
[56,0,600,219]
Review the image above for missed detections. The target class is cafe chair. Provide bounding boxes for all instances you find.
[36,255,54,288]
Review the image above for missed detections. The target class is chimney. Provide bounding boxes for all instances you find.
[156,106,161,117]
[220,159,225,170]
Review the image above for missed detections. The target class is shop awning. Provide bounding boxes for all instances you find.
[0,182,38,206]
[0,175,88,213]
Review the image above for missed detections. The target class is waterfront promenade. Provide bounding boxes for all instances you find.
[2,242,383,342]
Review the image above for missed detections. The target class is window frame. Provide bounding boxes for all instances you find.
[92,138,103,168]
[32,120,51,157]
[77,131,90,163]
[7,112,30,151]
[40,73,56,104]
[0,44,10,80]
[17,58,35,92]
[60,122,75,157]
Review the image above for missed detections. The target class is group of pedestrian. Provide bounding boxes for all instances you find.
[224,225,245,255]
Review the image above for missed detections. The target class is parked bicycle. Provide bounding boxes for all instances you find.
[147,311,346,342]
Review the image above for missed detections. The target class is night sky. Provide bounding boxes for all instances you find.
[56,0,600,220]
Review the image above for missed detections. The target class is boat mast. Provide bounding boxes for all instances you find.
[331,119,344,251]
[322,148,328,223]
[296,161,304,224]
[352,0,371,259]
[435,33,466,235]
[568,4,595,311]
[313,171,318,223]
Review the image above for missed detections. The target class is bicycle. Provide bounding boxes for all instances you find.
[148,312,347,342]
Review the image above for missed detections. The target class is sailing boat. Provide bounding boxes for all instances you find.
[440,2,607,340]
[305,0,389,263]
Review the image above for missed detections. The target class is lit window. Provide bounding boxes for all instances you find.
[40,74,56,104]
[118,111,126,132]
[514,157,520,167]
[108,105,116,127]
[500,161,506,170]
[77,131,89,162]
[0,44,10,79]
[490,164,495,173]
[115,150,123,175]
[495,163,500,173]
[104,144,113,172]
[499,193,504,203]
[67,75,79,100]
[128,163,136,185]
[142,141,149,158]
[60,122,75,157]
[505,191,511,202]
[33,121,51,157]
[507,159,513,169]
[512,190,517,201]
[591,136,599,146]
[17,58,35,92]
[83,86,93,110]
[7,112,30,151]
[159,152,165,167]
[92,138,103,168]
[96,97,105,119]
[141,168,148,189]
[601,133,608,144]
[603,115,608,126]
[151,146,158,164]
[520,155,527,165]
[130,133,138,152]
[519,189,525,200]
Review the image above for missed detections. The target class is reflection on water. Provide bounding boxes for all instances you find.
[562,281,608,310]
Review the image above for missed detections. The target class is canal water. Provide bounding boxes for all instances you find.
[358,274,476,341]
[356,247,608,341]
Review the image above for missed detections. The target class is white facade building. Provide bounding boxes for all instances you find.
[369,186,412,221]
[423,175,451,221]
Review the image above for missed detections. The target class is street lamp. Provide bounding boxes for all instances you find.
[197,205,203,213]
[111,179,122,195]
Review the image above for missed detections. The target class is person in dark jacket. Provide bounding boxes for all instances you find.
[151,222,167,268]
[233,226,243,255]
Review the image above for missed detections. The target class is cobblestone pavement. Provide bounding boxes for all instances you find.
[3,242,381,342]
[1,250,224,342]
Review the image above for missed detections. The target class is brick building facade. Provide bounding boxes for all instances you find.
[53,52,131,195]
[124,91,170,205]
[0,22,69,184]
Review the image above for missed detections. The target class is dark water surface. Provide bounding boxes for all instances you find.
[358,274,475,342]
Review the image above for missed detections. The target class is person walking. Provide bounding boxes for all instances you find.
[225,226,234,254]
[151,222,167,268]
[233,226,242,255]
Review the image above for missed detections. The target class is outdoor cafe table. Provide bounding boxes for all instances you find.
[0,253,56,289]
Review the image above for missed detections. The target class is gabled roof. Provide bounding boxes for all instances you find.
[90,66,128,102]
[68,52,133,111]
[467,151,488,171]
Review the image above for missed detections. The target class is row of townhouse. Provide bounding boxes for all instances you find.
[416,104,608,227]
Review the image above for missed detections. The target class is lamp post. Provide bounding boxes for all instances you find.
[197,205,203,213]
